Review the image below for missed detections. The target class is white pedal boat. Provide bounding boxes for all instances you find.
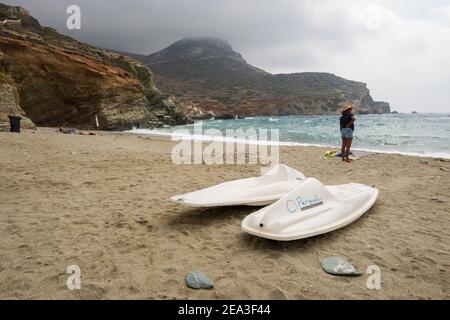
[171,164,306,207]
[241,177,378,241]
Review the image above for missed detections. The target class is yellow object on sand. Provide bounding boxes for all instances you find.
[325,150,338,159]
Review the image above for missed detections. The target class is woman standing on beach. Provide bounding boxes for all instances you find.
[340,104,355,163]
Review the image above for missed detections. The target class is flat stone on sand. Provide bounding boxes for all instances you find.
[185,271,214,289]
[321,256,362,276]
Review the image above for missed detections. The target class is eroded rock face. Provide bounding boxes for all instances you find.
[0,3,40,28]
[0,37,153,130]
[0,3,188,130]
[0,82,35,131]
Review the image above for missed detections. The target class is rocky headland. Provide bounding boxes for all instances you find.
[129,37,391,119]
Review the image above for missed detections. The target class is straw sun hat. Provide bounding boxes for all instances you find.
[338,103,354,114]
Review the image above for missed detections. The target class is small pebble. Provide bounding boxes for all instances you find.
[431,197,444,203]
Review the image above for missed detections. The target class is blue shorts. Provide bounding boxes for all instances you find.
[341,128,353,139]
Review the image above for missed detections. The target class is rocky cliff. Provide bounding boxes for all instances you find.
[0,3,187,130]
[0,4,390,130]
[131,37,390,118]
[0,82,35,131]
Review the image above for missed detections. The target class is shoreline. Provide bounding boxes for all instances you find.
[125,128,450,160]
[26,127,450,161]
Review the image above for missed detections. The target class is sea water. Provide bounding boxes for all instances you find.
[128,113,450,159]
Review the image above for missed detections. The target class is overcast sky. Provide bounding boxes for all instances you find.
[4,0,450,112]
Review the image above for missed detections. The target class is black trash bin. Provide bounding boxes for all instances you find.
[8,115,22,133]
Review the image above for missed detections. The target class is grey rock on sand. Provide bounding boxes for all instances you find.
[185,271,214,289]
[321,256,362,276]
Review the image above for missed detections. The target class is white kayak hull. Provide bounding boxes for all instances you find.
[171,164,306,207]
[241,178,378,241]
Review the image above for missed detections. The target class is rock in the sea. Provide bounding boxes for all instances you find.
[185,271,214,289]
[321,256,362,276]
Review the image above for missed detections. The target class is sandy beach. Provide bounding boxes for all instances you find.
[0,128,449,299]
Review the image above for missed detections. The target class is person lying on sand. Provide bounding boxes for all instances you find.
[59,126,76,134]
[339,104,355,163]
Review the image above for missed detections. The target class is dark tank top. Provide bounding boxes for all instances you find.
[340,114,354,131]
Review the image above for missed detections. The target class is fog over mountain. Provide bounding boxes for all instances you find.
[4,0,450,113]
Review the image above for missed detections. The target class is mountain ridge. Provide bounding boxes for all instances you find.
[126,37,390,118]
